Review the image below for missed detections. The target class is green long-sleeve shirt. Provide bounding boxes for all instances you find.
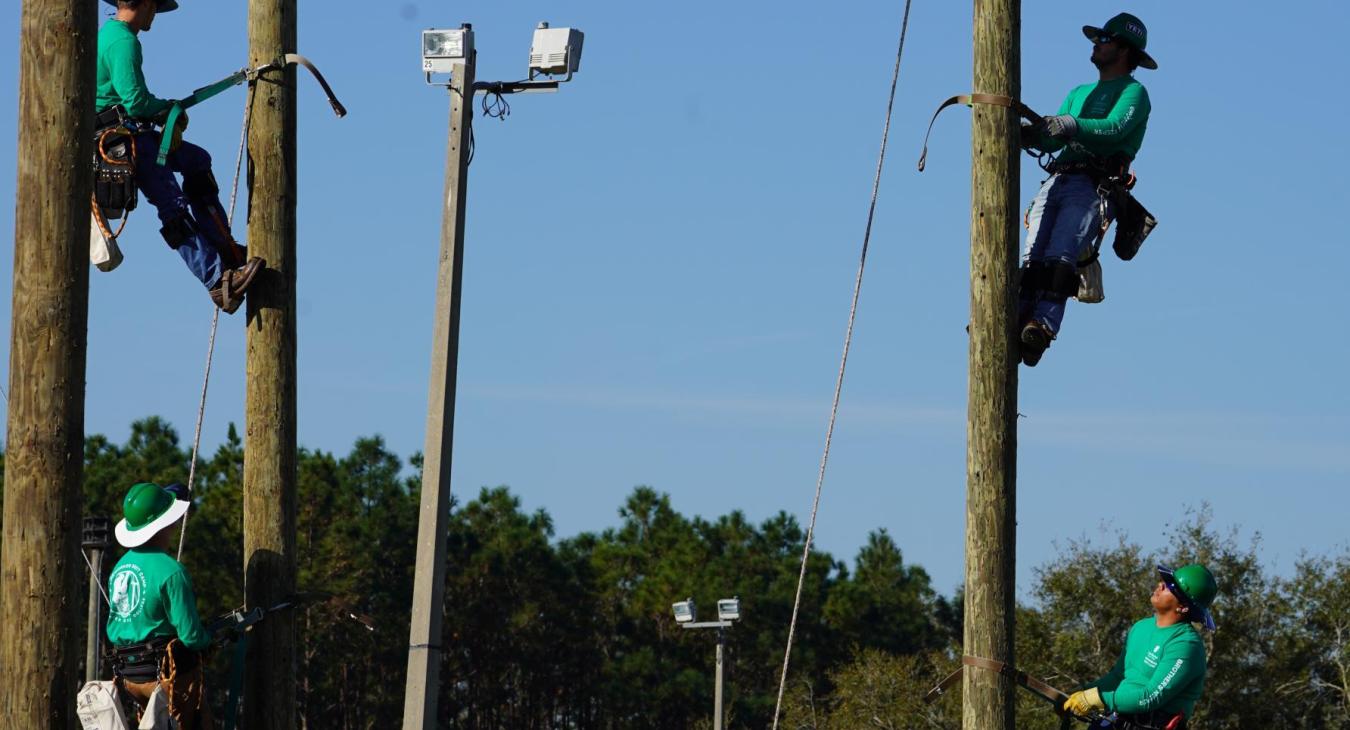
[1032,75,1150,166]
[107,546,212,652]
[1087,617,1207,718]
[96,19,171,119]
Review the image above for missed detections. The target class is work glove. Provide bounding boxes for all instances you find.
[1043,114,1078,140]
[1063,687,1106,717]
[1018,121,1044,149]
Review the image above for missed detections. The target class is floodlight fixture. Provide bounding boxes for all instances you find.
[423,25,474,80]
[672,598,697,624]
[716,597,740,622]
[527,22,584,81]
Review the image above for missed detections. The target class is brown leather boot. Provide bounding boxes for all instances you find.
[208,257,264,314]
[1019,319,1055,367]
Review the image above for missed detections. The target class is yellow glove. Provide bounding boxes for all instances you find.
[1063,687,1106,716]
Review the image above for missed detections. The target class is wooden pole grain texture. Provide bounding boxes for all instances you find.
[244,0,298,726]
[1,0,96,725]
[964,1,1020,729]
[402,55,476,730]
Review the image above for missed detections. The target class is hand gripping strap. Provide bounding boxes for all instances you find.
[917,94,1043,172]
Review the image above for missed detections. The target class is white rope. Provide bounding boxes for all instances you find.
[769,2,913,726]
[81,547,114,609]
[177,81,257,560]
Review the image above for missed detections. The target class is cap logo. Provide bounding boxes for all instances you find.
[1125,22,1144,36]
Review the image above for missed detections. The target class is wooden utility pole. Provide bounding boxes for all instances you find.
[403,51,476,729]
[1,0,97,724]
[244,0,299,726]
[964,1,1020,729]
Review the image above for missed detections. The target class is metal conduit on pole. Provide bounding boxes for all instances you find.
[963,0,1021,728]
[0,0,97,724]
[244,0,299,726]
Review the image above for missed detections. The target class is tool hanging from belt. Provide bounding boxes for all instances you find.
[155,52,348,166]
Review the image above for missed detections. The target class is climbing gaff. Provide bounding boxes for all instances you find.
[156,53,348,166]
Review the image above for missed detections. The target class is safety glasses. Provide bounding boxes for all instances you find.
[1092,32,1118,45]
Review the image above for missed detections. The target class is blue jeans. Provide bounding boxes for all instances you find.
[1019,173,1109,335]
[131,132,241,290]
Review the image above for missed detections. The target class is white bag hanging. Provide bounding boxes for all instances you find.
[75,681,131,730]
[90,212,125,273]
[1075,258,1105,304]
[138,685,176,730]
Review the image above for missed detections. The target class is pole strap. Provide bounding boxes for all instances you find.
[916,93,1043,172]
[157,53,347,165]
[923,655,1070,708]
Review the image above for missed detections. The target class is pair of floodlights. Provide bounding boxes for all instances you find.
[672,597,741,624]
[422,22,584,87]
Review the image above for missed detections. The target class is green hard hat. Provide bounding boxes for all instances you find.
[1158,564,1218,629]
[1083,12,1157,70]
[101,0,180,12]
[115,482,191,548]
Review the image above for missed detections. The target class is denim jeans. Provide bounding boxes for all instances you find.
[1019,172,1109,335]
[131,133,231,290]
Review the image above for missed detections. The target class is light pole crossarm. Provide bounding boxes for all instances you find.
[681,621,734,630]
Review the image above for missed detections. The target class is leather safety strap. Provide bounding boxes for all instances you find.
[917,93,1043,172]
[923,655,1069,708]
[158,53,347,166]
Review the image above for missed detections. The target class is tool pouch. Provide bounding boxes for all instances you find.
[93,128,138,218]
[1112,191,1156,261]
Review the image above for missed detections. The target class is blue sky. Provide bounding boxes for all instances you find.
[2,1,1347,598]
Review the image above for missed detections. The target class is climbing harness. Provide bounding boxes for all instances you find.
[768,1,912,727]
[923,656,1186,730]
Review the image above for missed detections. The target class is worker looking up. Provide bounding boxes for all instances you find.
[108,482,214,729]
[1063,564,1218,729]
[1017,12,1155,366]
[96,0,262,313]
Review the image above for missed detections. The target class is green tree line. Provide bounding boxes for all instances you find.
[1,417,1347,728]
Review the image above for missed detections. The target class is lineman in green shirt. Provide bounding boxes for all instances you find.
[1064,564,1219,729]
[97,0,263,313]
[1017,13,1155,366]
[108,482,214,728]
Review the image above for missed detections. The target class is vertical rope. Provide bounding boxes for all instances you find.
[769,2,913,726]
[178,82,257,560]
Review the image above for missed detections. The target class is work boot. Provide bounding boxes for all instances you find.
[208,257,265,314]
[1019,320,1054,367]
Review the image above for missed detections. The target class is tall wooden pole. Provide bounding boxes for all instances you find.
[1,0,96,724]
[244,0,298,726]
[964,1,1019,729]
[403,52,476,729]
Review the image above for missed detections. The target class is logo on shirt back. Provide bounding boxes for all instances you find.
[109,564,147,622]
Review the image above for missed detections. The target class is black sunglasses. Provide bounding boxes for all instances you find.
[1093,32,1118,45]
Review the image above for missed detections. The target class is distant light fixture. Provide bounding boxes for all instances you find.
[672,598,697,624]
[717,598,740,622]
[422,25,474,75]
[527,22,584,79]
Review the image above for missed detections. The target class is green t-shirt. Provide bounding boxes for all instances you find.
[1033,75,1150,166]
[96,19,171,119]
[106,546,212,652]
[1087,617,1207,718]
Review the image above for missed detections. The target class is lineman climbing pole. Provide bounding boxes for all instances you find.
[964,0,1020,728]
[244,0,299,726]
[0,0,97,725]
